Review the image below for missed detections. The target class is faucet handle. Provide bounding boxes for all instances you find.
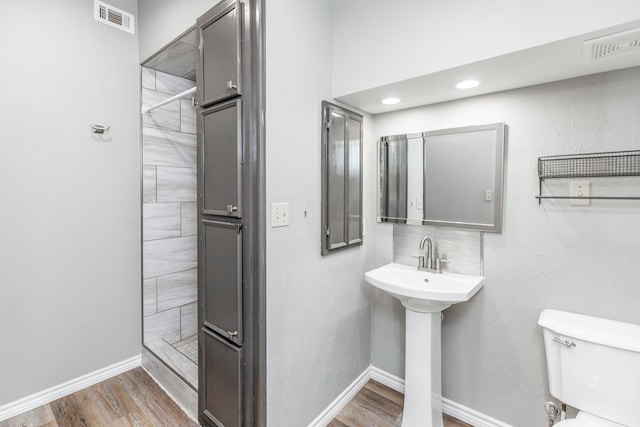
[434,257,450,273]
[411,254,426,269]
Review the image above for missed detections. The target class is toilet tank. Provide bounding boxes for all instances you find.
[538,309,640,426]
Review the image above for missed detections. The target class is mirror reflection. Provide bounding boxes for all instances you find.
[378,123,505,232]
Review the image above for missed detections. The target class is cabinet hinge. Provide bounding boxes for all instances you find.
[326,227,330,237]
[326,117,332,131]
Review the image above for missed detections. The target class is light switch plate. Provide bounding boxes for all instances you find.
[271,202,290,227]
[570,181,590,206]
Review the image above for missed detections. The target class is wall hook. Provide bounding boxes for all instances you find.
[90,124,110,134]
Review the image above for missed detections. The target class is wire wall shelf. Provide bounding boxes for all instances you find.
[536,150,640,204]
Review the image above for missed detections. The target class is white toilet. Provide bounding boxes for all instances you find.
[538,309,640,427]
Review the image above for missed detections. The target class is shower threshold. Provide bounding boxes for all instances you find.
[145,336,198,389]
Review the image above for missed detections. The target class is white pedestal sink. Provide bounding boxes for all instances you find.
[365,263,484,427]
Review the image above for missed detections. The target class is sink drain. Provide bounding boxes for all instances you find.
[424,278,429,283]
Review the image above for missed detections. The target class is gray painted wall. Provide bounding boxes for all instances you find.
[0,0,140,406]
[370,67,640,425]
[265,0,374,425]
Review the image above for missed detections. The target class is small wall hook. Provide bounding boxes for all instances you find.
[90,124,110,134]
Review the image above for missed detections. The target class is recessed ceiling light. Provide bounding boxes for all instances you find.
[381,97,400,105]
[456,79,480,90]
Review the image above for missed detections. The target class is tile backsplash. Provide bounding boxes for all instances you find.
[393,224,482,276]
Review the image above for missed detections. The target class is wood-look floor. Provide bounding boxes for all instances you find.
[2,370,470,427]
[329,380,471,427]
[0,368,197,427]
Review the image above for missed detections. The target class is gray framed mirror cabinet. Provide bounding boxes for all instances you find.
[321,101,364,255]
[378,122,506,232]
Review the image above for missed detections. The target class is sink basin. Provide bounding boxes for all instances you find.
[365,262,484,312]
[365,262,485,427]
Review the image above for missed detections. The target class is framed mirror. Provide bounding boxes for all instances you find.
[378,122,506,232]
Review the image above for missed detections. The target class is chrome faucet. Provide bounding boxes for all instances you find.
[415,235,449,273]
[418,236,433,270]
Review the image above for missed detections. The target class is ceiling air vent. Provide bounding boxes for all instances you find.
[94,1,135,34]
[583,27,640,62]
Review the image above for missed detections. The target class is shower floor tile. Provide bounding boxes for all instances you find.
[174,335,198,364]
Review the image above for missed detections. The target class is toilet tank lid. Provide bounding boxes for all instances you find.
[538,309,640,353]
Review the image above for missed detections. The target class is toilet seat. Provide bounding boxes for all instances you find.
[555,412,626,427]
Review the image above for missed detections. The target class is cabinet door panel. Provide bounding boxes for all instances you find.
[321,102,363,255]
[202,220,243,345]
[200,1,242,106]
[327,111,346,250]
[347,117,362,244]
[202,329,243,427]
[202,99,242,217]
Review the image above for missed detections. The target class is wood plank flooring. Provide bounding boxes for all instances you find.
[0,368,197,427]
[329,380,472,427]
[2,371,470,427]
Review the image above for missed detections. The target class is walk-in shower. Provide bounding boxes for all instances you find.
[140,28,199,392]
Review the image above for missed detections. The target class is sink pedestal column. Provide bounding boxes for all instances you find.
[401,308,444,427]
[365,263,484,427]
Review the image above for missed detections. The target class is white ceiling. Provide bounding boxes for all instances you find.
[336,20,640,115]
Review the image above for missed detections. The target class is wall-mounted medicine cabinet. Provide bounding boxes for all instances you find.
[321,101,363,255]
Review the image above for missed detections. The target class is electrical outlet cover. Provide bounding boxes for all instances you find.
[570,181,590,206]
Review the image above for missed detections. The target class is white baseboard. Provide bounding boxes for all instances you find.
[2,358,511,427]
[370,365,513,427]
[370,365,405,393]
[442,399,513,427]
[0,354,142,422]
[307,367,371,427]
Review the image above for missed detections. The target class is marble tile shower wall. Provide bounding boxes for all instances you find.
[142,67,198,346]
[393,224,482,276]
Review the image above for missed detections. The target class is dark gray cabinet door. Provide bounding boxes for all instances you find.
[199,0,242,106]
[202,99,243,217]
[202,220,243,345]
[202,329,243,427]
